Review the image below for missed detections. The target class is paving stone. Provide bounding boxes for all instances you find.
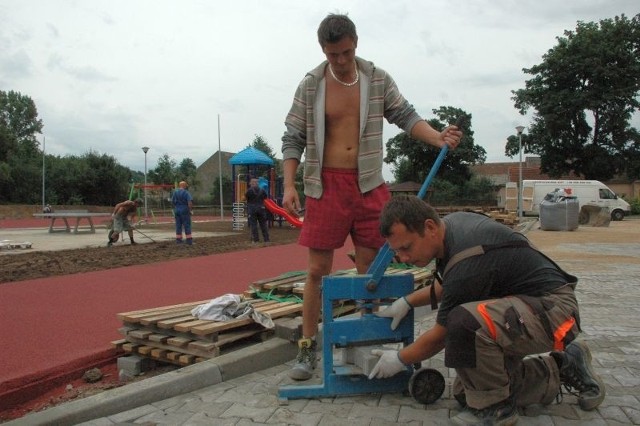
[622,405,640,424]
[220,403,277,423]
[348,402,400,422]
[268,407,323,425]
[116,354,153,377]
[598,405,633,424]
[318,414,370,426]
[106,404,158,423]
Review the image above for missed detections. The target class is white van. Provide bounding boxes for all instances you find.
[506,180,631,221]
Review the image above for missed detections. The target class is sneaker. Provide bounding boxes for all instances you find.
[289,338,317,381]
[130,241,138,245]
[555,341,606,411]
[176,239,184,244]
[451,396,518,426]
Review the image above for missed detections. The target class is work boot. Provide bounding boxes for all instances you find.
[553,341,605,411]
[451,395,518,426]
[289,338,317,381]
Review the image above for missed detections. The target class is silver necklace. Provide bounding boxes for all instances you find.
[329,64,359,87]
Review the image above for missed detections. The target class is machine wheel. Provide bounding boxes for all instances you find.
[408,368,445,405]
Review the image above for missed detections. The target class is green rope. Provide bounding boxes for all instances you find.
[251,287,303,304]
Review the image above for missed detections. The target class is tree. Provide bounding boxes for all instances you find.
[511,14,640,181]
[0,90,43,159]
[0,90,44,202]
[176,158,198,188]
[148,154,177,185]
[251,134,280,175]
[385,107,485,186]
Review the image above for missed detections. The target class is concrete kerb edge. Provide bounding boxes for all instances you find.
[8,337,297,426]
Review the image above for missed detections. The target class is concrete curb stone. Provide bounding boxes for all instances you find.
[7,337,297,425]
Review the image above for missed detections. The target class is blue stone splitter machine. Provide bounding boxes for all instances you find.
[278,145,451,403]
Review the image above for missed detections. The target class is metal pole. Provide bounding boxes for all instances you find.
[142,146,150,220]
[42,136,46,211]
[518,134,522,219]
[218,114,224,219]
[515,126,525,219]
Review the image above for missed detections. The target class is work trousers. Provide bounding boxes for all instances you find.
[446,284,579,409]
[175,209,192,240]
[248,207,269,242]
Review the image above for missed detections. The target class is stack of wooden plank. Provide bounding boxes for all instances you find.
[246,266,434,299]
[114,266,434,367]
[487,210,519,227]
[113,298,302,366]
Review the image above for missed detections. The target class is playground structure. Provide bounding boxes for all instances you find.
[229,147,301,234]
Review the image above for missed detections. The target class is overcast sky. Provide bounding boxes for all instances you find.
[1,0,638,181]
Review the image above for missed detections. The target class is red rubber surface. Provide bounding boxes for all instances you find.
[0,229,356,409]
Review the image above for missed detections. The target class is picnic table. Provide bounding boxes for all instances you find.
[32,210,112,234]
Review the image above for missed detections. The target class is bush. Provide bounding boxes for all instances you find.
[629,197,640,215]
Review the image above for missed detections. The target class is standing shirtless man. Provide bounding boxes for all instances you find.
[281,13,462,380]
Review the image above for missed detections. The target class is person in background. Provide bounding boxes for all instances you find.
[370,195,605,425]
[172,181,194,245]
[108,198,142,246]
[280,13,462,380]
[245,177,270,244]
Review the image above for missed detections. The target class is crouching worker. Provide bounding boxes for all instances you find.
[370,195,605,425]
[108,198,143,247]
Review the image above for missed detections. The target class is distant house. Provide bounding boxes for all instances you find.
[192,151,234,202]
[387,181,433,201]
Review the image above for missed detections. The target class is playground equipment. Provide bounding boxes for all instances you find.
[228,147,292,232]
[129,182,175,223]
[264,198,303,227]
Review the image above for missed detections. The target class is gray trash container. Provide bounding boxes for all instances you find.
[539,194,579,231]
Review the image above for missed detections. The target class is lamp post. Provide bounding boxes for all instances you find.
[142,146,149,220]
[515,126,525,219]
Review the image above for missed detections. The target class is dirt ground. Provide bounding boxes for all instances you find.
[0,220,301,284]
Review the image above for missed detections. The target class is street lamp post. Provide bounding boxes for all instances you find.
[515,126,525,219]
[142,146,149,220]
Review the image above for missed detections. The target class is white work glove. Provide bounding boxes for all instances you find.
[375,297,412,330]
[368,349,407,379]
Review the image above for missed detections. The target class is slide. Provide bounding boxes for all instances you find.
[264,198,303,228]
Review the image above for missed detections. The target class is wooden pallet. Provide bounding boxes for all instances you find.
[115,298,302,366]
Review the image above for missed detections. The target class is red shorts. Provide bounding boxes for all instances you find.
[299,168,390,250]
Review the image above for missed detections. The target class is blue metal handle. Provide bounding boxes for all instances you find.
[417,145,448,199]
[366,145,449,284]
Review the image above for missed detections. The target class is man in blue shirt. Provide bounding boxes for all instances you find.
[171,181,193,245]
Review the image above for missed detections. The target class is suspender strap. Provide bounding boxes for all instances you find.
[430,280,438,310]
[443,240,534,277]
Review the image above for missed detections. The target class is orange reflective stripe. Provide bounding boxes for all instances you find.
[477,303,497,340]
[553,317,576,351]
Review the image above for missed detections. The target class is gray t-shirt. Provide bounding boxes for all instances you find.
[436,212,571,327]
